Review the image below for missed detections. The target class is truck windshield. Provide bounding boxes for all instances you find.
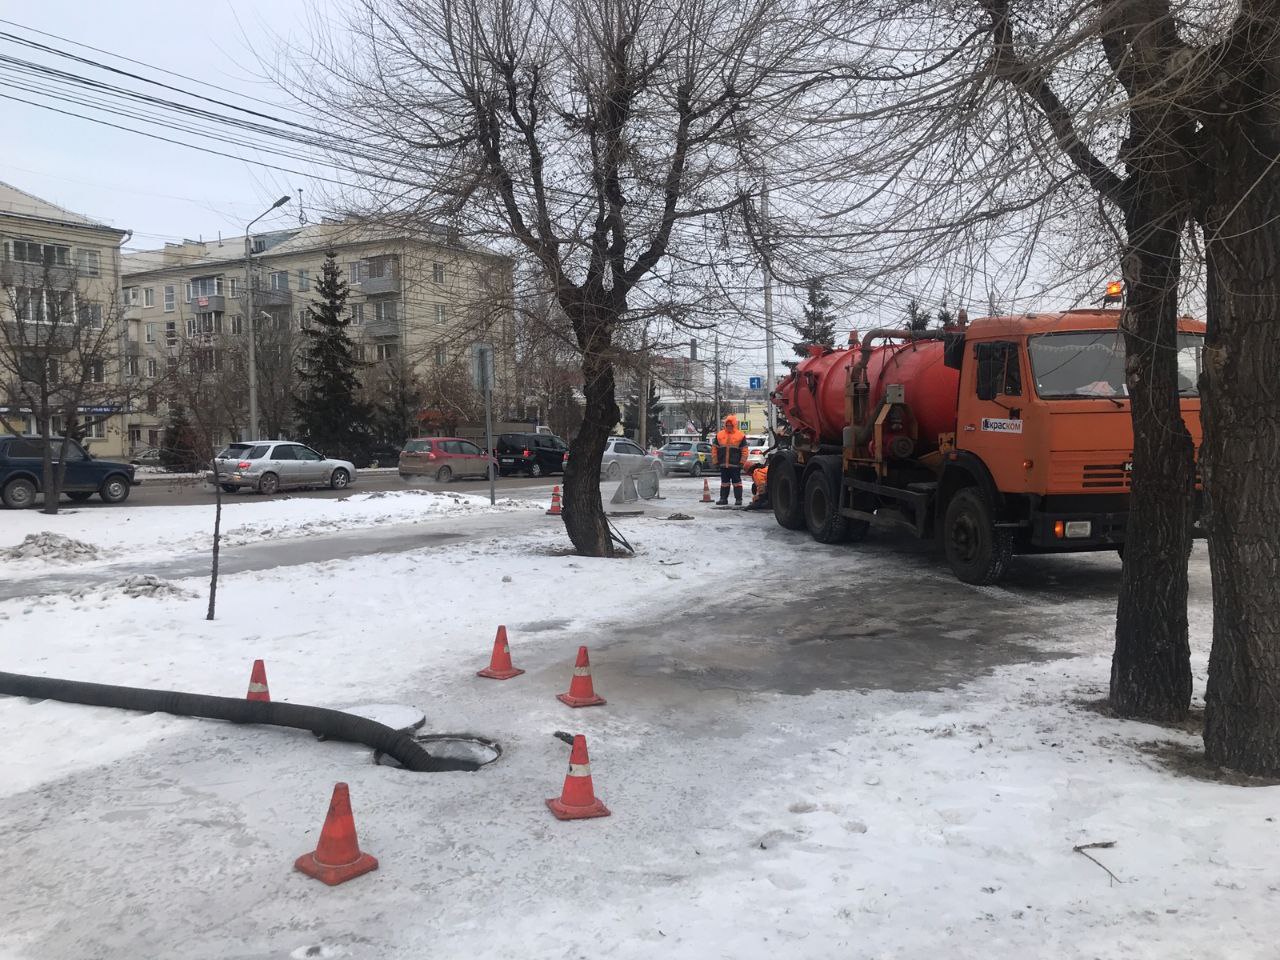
[1028,331,1203,399]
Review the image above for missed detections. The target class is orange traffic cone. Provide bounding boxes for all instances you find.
[294,782,379,886]
[557,645,606,708]
[546,485,562,516]
[246,659,270,702]
[700,478,712,503]
[478,625,525,680]
[546,734,610,820]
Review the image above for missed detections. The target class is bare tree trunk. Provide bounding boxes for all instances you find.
[1111,203,1194,720]
[561,313,620,557]
[1201,201,1280,774]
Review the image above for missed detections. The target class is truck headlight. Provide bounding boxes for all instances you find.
[1065,521,1092,539]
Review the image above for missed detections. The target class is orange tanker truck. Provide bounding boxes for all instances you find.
[768,307,1205,584]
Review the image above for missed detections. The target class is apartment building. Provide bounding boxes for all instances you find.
[121,220,515,449]
[0,181,131,457]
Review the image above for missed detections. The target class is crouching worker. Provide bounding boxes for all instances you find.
[745,466,770,510]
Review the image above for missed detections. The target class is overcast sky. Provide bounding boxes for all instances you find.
[0,0,810,388]
[2,0,329,249]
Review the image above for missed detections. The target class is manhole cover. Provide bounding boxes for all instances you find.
[374,733,502,769]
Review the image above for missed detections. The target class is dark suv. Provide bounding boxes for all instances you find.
[494,432,567,477]
[0,436,139,509]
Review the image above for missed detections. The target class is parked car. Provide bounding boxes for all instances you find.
[495,432,568,477]
[564,435,664,480]
[744,434,770,470]
[658,440,713,476]
[129,446,164,469]
[398,437,497,482]
[0,435,139,509]
[206,441,357,495]
[364,443,403,468]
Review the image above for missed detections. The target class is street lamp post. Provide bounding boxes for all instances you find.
[244,195,290,439]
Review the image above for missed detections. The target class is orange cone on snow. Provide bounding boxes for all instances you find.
[478,625,525,680]
[546,485,562,516]
[246,659,270,702]
[546,734,610,820]
[700,478,712,503]
[294,782,379,886]
[557,645,606,708]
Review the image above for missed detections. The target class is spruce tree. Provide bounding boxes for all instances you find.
[160,403,201,472]
[785,282,837,371]
[294,252,372,463]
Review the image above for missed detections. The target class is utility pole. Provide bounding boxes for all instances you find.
[762,183,776,437]
[713,332,721,426]
[478,345,496,505]
[244,196,290,439]
[638,323,650,450]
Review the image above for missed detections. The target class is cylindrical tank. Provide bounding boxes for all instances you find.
[773,339,959,451]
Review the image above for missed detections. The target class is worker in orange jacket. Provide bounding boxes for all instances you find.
[711,414,749,505]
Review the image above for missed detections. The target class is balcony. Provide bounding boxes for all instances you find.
[189,294,225,313]
[0,260,75,289]
[123,304,143,322]
[357,272,400,296]
[364,318,399,338]
[255,287,292,307]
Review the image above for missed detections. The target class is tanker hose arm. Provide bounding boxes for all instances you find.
[849,327,949,385]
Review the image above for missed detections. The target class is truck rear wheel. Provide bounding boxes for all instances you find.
[804,458,848,544]
[943,488,1012,585]
[770,456,805,531]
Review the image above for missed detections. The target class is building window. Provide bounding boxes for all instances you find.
[165,320,177,345]
[77,303,104,329]
[373,300,397,323]
[349,303,364,325]
[230,314,244,335]
[12,240,69,266]
[144,287,155,308]
[146,358,158,379]
[128,426,142,446]
[146,392,158,414]
[435,344,446,366]
[298,269,310,291]
[187,276,223,301]
[145,322,156,343]
[297,309,309,331]
[376,342,399,362]
[348,260,367,283]
[124,286,139,306]
[126,356,139,378]
[167,356,179,372]
[76,249,101,276]
[432,261,444,283]
[163,285,175,312]
[435,303,446,324]
[187,313,223,337]
[90,360,105,383]
[148,428,159,447]
[270,271,289,291]
[85,419,106,439]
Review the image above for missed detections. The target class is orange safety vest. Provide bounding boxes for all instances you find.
[713,428,747,467]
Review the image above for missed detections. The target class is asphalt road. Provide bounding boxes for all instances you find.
[65,471,561,508]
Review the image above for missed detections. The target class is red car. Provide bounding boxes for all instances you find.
[398,437,497,483]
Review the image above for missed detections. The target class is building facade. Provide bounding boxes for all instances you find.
[0,182,131,457]
[121,221,515,452]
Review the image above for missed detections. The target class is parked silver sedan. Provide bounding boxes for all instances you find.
[207,441,357,495]
[601,436,664,480]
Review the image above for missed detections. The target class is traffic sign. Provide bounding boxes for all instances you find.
[749,376,763,390]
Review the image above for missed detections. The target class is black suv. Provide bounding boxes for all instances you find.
[0,436,139,509]
[494,432,567,477]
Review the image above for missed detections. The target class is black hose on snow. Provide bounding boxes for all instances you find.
[0,671,478,772]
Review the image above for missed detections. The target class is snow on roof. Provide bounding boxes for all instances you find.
[0,180,125,235]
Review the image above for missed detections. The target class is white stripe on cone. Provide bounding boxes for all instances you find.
[568,763,591,776]
[573,666,591,677]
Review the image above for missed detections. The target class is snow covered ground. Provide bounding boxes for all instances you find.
[0,484,1274,959]
[0,489,542,574]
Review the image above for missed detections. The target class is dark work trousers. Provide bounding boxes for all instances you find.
[719,466,743,504]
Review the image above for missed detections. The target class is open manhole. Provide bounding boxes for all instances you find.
[374,733,502,769]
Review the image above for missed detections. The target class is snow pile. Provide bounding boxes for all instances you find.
[0,490,544,573]
[0,532,101,564]
[111,575,198,600]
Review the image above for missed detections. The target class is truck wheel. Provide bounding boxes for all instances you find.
[770,457,805,530]
[943,488,1012,585]
[803,459,848,544]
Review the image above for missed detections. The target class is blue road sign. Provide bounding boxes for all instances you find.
[749,376,763,390]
